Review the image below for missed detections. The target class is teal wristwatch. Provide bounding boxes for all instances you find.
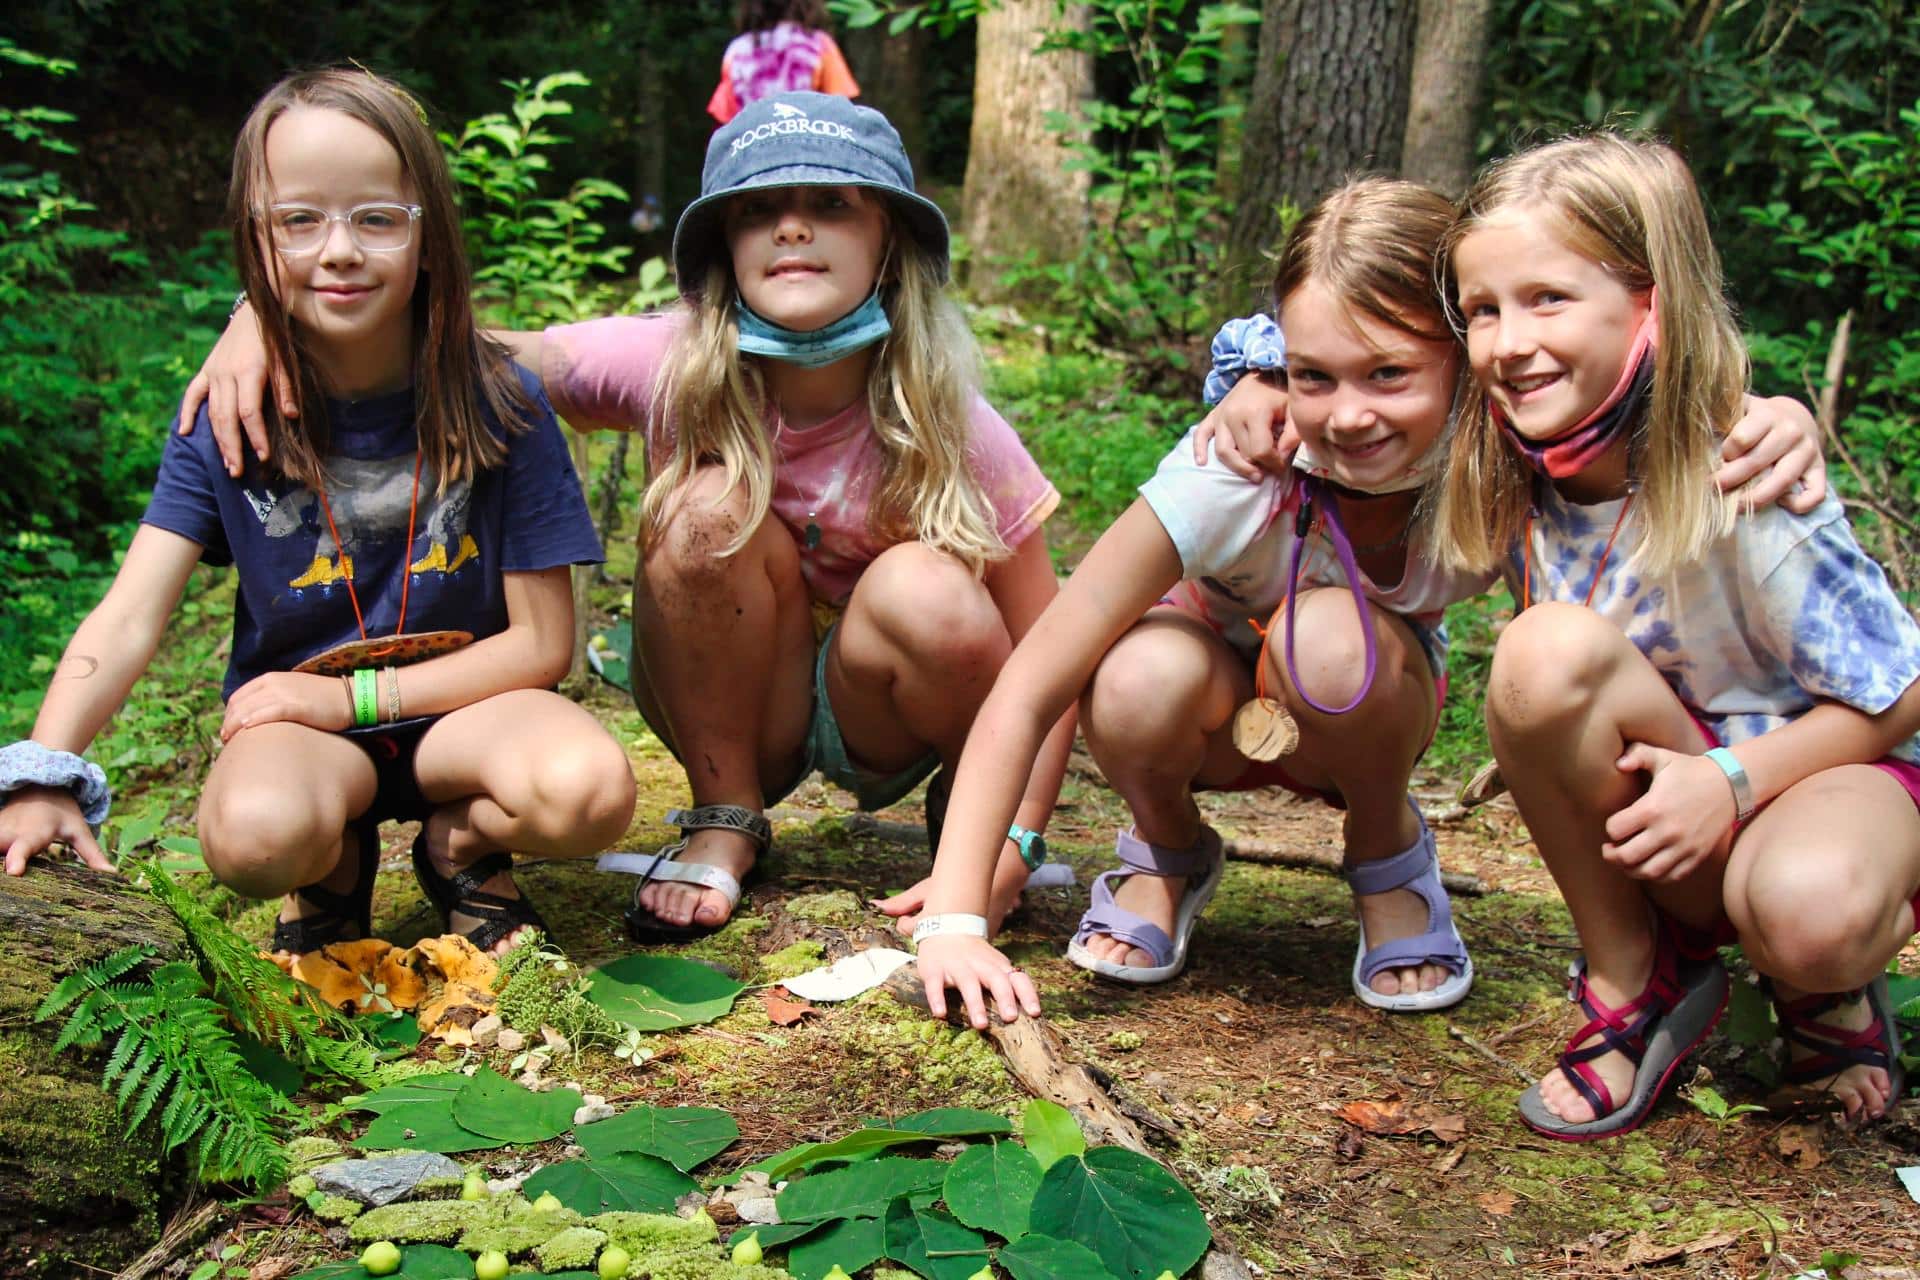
[1007,824,1047,871]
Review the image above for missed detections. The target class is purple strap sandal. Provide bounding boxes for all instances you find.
[1066,826,1224,984]
[1344,801,1474,1011]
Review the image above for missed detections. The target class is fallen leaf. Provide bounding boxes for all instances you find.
[765,987,816,1026]
[247,1259,298,1280]
[1432,1146,1465,1175]
[1477,1190,1516,1217]
[1335,1126,1364,1161]
[1336,1097,1467,1143]
[1775,1123,1824,1170]
[1614,1229,1736,1269]
[782,947,914,1002]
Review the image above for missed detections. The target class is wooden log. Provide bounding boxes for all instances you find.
[0,862,191,1275]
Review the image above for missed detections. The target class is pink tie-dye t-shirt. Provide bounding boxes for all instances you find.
[542,313,1059,605]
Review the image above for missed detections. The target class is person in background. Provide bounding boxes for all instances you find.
[709,0,860,125]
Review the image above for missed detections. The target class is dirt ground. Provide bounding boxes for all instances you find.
[220,680,1919,1280]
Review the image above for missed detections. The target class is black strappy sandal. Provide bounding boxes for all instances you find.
[409,833,551,952]
[270,816,382,956]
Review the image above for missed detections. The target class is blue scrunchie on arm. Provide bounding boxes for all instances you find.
[0,740,111,833]
[1202,313,1286,406]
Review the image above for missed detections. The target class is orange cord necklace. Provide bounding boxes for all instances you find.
[1522,490,1634,610]
[314,449,425,659]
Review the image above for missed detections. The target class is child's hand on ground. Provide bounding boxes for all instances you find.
[914,934,1040,1029]
[176,300,288,478]
[873,860,1028,938]
[1715,393,1826,514]
[1,786,114,876]
[1191,372,1293,481]
[220,671,354,742]
[1602,744,1735,882]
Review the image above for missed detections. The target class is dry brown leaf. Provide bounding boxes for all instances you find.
[1336,1097,1467,1143]
[1477,1190,1516,1217]
[1774,1123,1824,1169]
[407,934,499,988]
[247,1258,298,1280]
[1432,1145,1466,1175]
[417,980,496,1044]
[765,987,816,1026]
[1613,1229,1737,1269]
[1335,1126,1364,1161]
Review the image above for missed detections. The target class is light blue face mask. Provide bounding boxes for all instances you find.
[734,291,892,368]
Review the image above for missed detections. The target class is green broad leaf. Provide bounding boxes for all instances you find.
[343,1072,466,1114]
[886,1107,1014,1137]
[1020,1099,1085,1169]
[998,1234,1122,1280]
[1029,1149,1209,1280]
[944,1140,1041,1239]
[584,955,746,1030]
[363,1012,422,1054]
[740,1221,827,1251]
[353,1105,510,1154]
[576,1104,739,1171]
[1725,976,1775,1048]
[788,1216,886,1280]
[745,1126,936,1182]
[451,1066,581,1143]
[521,1152,696,1214]
[881,1199,990,1280]
[776,1156,949,1222]
[234,1038,304,1097]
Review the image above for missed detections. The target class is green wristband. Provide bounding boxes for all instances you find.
[352,668,379,729]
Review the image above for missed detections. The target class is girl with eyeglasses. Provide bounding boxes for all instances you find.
[0,68,636,957]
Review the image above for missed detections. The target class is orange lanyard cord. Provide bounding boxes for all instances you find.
[314,449,426,650]
[1523,491,1634,610]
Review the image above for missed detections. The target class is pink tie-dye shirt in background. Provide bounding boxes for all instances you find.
[707,24,861,123]
[541,313,1059,606]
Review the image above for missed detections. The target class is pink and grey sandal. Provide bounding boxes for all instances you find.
[1066,826,1223,984]
[1771,975,1906,1111]
[1518,918,1730,1140]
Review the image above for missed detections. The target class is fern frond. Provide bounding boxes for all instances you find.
[34,945,154,1021]
[125,1054,173,1131]
[114,1041,163,1109]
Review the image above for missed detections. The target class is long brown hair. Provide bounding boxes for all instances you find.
[1271,177,1456,346]
[227,67,536,493]
[1433,133,1743,576]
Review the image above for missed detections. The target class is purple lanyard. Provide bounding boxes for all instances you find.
[1281,476,1380,716]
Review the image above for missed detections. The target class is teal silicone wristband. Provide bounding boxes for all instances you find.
[352,668,379,729]
[1703,747,1755,823]
[1008,824,1047,871]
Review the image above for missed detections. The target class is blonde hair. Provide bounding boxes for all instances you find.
[641,205,1004,570]
[228,67,537,494]
[1434,133,1746,577]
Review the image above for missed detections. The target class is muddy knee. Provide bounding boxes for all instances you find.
[1486,603,1623,736]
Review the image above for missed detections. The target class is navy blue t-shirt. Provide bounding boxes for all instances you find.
[143,364,603,699]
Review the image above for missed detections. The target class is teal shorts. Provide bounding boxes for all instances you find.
[764,620,939,812]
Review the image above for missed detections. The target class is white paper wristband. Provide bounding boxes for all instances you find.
[910,913,989,948]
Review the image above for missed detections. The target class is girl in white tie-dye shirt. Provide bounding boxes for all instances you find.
[1437,133,1920,1139]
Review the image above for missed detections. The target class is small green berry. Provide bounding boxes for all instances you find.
[460,1170,489,1201]
[532,1189,565,1213]
[731,1232,764,1266]
[358,1240,402,1276]
[967,1265,994,1280]
[824,1268,852,1280]
[600,1244,635,1279]
[475,1249,511,1280]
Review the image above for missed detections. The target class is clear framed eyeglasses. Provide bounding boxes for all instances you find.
[265,202,424,255]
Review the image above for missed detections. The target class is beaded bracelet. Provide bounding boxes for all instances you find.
[351,668,379,728]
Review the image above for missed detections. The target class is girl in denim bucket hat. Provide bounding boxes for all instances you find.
[181,91,1071,944]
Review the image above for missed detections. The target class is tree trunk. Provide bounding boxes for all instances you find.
[1400,0,1491,196]
[844,22,928,162]
[0,864,190,1274]
[960,0,1093,296]
[1222,0,1418,313]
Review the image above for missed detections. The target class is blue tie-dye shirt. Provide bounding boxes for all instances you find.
[1515,486,1920,763]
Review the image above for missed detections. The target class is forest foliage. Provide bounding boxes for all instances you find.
[3,0,1917,739]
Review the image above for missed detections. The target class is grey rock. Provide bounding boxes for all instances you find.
[312,1151,466,1207]
[735,1197,781,1224]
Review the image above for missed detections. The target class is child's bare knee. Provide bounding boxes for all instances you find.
[647,469,759,577]
[200,794,333,898]
[1740,858,1885,988]
[1084,636,1206,748]
[524,738,637,849]
[857,546,1000,670]
[1486,603,1618,734]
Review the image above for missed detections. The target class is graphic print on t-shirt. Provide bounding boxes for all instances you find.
[243,454,478,592]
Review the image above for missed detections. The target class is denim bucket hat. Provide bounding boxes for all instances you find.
[672,91,951,294]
